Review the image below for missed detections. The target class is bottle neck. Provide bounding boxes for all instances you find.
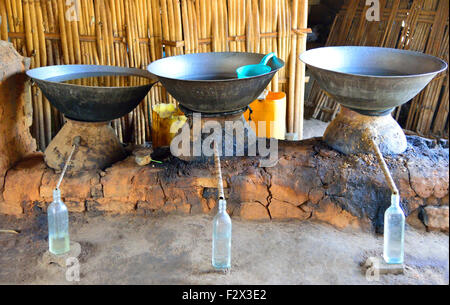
[218,199,227,213]
[391,193,401,208]
[53,188,62,203]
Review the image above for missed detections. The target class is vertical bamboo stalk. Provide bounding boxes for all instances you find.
[0,1,9,41]
[216,0,224,51]
[94,0,105,65]
[236,0,242,52]
[23,0,34,61]
[294,0,307,139]
[134,0,145,67]
[69,1,82,64]
[29,0,47,149]
[5,0,18,49]
[253,0,260,52]
[160,0,170,57]
[181,0,191,53]
[245,0,252,52]
[63,0,75,63]
[151,0,162,60]
[42,0,54,67]
[211,0,219,51]
[110,0,122,66]
[221,0,228,51]
[146,0,155,61]
[272,0,279,92]
[36,0,53,145]
[188,0,198,53]
[14,0,25,53]
[56,0,70,64]
[166,0,175,56]
[287,0,298,134]
[173,0,183,55]
[228,0,236,52]
[88,0,100,65]
[100,0,113,66]
[268,0,273,56]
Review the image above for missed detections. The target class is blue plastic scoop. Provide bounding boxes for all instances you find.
[236,53,277,79]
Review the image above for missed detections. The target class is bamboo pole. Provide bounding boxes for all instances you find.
[294,0,307,139]
[228,0,236,52]
[199,0,206,53]
[28,0,47,149]
[181,0,191,53]
[94,0,105,65]
[245,0,252,52]
[221,0,228,51]
[146,0,155,61]
[15,0,25,53]
[251,0,257,53]
[69,1,82,64]
[0,1,9,41]
[189,0,198,53]
[110,0,122,66]
[287,0,298,135]
[271,0,279,92]
[22,0,33,58]
[260,0,265,54]
[237,0,244,52]
[212,0,220,52]
[63,0,75,64]
[35,0,47,66]
[36,0,53,145]
[370,138,399,195]
[56,0,70,64]
[5,0,17,49]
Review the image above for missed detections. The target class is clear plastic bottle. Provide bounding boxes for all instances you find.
[48,188,70,255]
[383,194,405,264]
[212,199,232,270]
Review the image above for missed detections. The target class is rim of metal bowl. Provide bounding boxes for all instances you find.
[147,52,285,83]
[26,64,158,89]
[300,46,448,79]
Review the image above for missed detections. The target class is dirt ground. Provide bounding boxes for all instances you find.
[0,213,448,285]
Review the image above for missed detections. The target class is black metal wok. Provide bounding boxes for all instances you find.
[147,52,285,114]
[27,65,158,122]
[300,46,447,116]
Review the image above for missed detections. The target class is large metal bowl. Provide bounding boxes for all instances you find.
[147,52,285,113]
[27,65,158,122]
[300,46,447,116]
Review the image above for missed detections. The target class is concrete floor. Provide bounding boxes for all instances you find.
[303,118,329,139]
[0,214,448,285]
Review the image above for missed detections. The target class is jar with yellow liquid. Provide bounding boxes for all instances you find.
[151,104,187,149]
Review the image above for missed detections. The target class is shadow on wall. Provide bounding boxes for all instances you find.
[308,0,345,47]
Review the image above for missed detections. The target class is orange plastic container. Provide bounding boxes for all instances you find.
[244,91,286,140]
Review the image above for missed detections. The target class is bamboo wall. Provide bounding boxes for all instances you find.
[308,0,449,139]
[0,0,309,150]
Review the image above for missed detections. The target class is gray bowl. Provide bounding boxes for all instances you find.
[300,46,447,116]
[27,65,158,122]
[147,52,285,114]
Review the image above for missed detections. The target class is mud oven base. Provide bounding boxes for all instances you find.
[1,137,448,233]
